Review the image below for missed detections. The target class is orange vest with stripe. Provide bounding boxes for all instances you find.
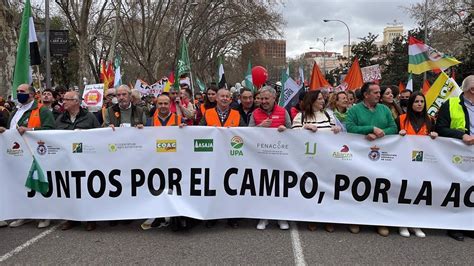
[204,108,241,127]
[27,106,42,128]
[399,114,428,135]
[153,112,182,126]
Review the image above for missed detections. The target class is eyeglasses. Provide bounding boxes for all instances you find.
[63,98,77,101]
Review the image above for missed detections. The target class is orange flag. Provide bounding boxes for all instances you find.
[422,79,430,95]
[309,62,330,90]
[344,58,364,90]
[398,81,406,92]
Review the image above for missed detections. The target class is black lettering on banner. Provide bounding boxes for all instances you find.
[55,171,71,198]
[168,168,182,196]
[190,168,202,196]
[441,183,460,207]
[283,171,298,197]
[464,186,474,207]
[413,181,432,206]
[131,169,145,197]
[334,174,349,200]
[352,176,371,202]
[373,178,390,203]
[398,180,411,204]
[27,172,54,198]
[87,170,106,198]
[224,168,238,196]
[108,169,122,198]
[300,172,318,199]
[148,168,165,196]
[71,171,86,199]
[203,168,216,196]
[240,168,256,196]
[259,169,280,197]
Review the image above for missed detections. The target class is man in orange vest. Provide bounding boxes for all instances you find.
[0,84,55,229]
[200,88,245,127]
[152,94,185,127]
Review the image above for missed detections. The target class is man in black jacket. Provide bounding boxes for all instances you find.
[435,75,474,241]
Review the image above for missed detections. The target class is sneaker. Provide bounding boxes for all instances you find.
[278,220,289,230]
[37,219,50,229]
[141,219,156,230]
[377,226,390,237]
[399,227,410,237]
[411,228,426,238]
[348,224,360,234]
[9,219,32,228]
[257,219,268,230]
[0,220,8,228]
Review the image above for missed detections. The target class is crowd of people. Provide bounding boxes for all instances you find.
[0,75,473,241]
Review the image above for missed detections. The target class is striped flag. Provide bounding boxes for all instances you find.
[408,36,460,75]
[12,0,41,99]
[217,57,226,89]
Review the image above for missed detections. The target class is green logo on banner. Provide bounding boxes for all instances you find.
[194,139,214,152]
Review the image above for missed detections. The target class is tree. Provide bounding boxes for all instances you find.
[350,32,379,68]
[0,0,17,97]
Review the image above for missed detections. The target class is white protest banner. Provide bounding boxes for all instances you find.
[149,79,166,96]
[280,77,301,107]
[361,64,382,82]
[81,83,104,112]
[0,128,472,230]
[134,79,150,95]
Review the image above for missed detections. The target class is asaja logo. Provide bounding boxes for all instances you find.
[7,142,23,156]
[156,140,177,152]
[452,155,463,164]
[230,136,243,156]
[108,144,117,152]
[332,145,352,160]
[412,150,424,162]
[36,141,48,155]
[194,139,213,152]
[72,143,83,153]
[368,146,381,161]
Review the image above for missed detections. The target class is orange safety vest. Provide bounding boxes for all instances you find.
[27,107,42,129]
[204,108,240,127]
[153,111,181,126]
[399,114,428,135]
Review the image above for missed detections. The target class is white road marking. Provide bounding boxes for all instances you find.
[290,221,307,266]
[0,223,62,262]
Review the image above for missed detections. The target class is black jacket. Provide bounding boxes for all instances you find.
[435,93,471,139]
[55,108,100,130]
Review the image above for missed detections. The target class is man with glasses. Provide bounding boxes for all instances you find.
[103,85,146,128]
[0,83,55,229]
[345,82,398,237]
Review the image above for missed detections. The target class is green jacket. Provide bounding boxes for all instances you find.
[346,102,398,135]
[7,100,56,130]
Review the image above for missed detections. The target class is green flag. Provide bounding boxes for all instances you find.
[278,69,288,107]
[245,60,255,92]
[196,78,206,92]
[12,0,38,99]
[177,36,191,78]
[25,156,49,194]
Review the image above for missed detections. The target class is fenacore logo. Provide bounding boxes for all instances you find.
[256,141,289,156]
[368,146,381,161]
[194,139,213,152]
[156,140,177,152]
[72,143,83,153]
[7,142,23,156]
[332,145,352,160]
[37,141,48,155]
[230,136,243,156]
[412,150,424,162]
[108,144,117,152]
[304,142,317,156]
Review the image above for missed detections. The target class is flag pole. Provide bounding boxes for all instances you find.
[423,0,428,82]
[189,71,195,98]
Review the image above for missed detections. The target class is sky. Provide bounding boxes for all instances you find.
[282,0,422,58]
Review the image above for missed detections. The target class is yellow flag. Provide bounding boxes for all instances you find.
[426,72,461,116]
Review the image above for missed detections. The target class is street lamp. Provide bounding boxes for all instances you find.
[317,37,332,74]
[323,19,351,60]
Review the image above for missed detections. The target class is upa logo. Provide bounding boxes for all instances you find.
[156,140,177,152]
[194,139,213,152]
[230,136,243,156]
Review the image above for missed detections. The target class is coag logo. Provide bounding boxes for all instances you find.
[156,140,177,152]
[194,139,213,152]
[72,143,83,153]
[230,136,243,156]
[368,146,381,161]
[412,150,424,162]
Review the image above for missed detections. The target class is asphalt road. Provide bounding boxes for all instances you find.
[0,219,472,264]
